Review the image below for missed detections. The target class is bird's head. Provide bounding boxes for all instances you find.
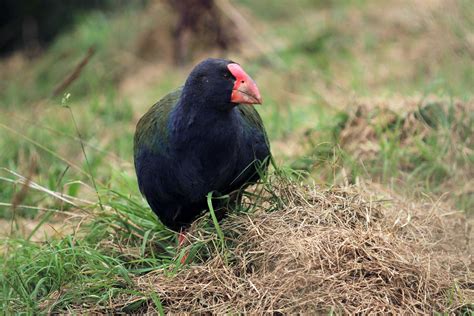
[182,58,262,111]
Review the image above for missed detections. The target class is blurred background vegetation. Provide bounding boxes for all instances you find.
[0,0,472,312]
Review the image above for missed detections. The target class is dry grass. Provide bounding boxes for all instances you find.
[97,175,473,314]
[337,98,474,211]
[340,97,473,162]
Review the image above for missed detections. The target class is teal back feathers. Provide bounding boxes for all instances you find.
[134,87,182,155]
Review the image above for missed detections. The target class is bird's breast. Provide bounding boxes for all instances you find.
[169,108,246,194]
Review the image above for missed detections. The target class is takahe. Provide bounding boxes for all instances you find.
[133,58,270,234]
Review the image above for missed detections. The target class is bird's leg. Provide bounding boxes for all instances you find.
[178,230,186,247]
[177,229,188,264]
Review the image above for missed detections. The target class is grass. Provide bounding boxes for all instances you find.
[0,0,473,313]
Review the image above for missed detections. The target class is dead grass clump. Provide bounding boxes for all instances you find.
[337,98,474,211]
[340,97,473,163]
[117,178,472,314]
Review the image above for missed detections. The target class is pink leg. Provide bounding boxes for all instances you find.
[178,230,188,264]
[178,231,186,247]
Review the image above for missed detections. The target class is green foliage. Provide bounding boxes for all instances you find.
[1,236,132,312]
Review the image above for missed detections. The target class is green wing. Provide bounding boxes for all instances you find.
[134,87,183,155]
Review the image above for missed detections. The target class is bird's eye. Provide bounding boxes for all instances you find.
[223,73,230,79]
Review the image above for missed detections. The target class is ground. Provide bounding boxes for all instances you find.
[0,0,473,313]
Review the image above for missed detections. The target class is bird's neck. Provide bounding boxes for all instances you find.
[169,100,240,148]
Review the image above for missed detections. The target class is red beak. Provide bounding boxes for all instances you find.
[227,63,262,105]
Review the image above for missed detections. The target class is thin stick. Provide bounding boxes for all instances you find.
[52,46,95,97]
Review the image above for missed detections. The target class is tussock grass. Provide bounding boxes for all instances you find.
[94,173,472,314]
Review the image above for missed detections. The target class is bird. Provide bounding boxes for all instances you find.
[133,58,270,246]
